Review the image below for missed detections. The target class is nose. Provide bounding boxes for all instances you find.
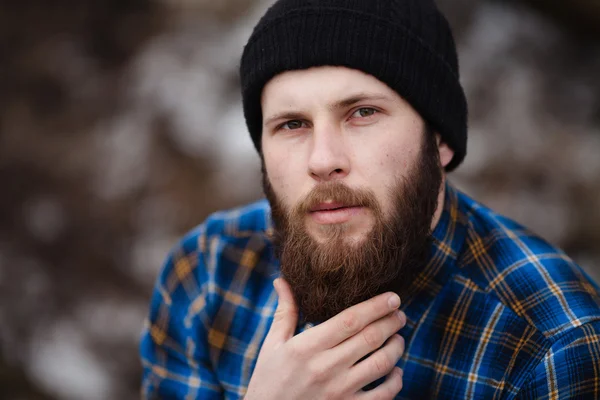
[307,123,350,182]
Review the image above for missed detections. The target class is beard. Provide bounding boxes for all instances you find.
[262,126,442,324]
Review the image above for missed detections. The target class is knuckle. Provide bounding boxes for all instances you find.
[362,327,383,348]
[372,352,393,375]
[273,308,287,323]
[286,340,303,359]
[341,311,360,334]
[308,362,329,384]
[273,303,296,322]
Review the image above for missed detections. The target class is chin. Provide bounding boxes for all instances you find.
[342,231,370,246]
[309,225,371,247]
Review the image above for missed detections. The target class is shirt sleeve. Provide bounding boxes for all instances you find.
[139,238,223,399]
[517,320,600,400]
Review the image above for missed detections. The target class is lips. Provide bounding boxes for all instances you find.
[309,203,364,224]
[310,202,351,212]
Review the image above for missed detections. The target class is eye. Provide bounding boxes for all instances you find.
[280,120,306,130]
[351,107,378,118]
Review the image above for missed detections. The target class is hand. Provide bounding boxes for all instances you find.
[245,278,406,400]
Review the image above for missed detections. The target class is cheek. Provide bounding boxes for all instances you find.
[362,145,416,215]
[264,151,301,207]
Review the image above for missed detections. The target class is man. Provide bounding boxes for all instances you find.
[140,0,600,398]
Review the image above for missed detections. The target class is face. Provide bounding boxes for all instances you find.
[261,66,452,323]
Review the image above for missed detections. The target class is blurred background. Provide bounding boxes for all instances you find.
[1,0,599,398]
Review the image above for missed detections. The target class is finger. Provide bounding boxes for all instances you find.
[300,292,401,351]
[263,278,299,347]
[347,334,405,391]
[354,367,403,400]
[327,309,406,367]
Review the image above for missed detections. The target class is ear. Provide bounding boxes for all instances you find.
[436,134,454,169]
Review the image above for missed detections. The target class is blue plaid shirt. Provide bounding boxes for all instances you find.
[140,183,600,399]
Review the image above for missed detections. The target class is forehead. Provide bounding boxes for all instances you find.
[261,66,402,111]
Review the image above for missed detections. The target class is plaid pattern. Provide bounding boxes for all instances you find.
[140,183,600,399]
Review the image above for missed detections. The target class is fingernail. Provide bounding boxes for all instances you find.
[388,294,400,309]
[395,309,404,322]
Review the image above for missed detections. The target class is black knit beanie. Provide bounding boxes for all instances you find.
[240,0,468,171]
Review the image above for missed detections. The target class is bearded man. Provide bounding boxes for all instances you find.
[140,1,600,399]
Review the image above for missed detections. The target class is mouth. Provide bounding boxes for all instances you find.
[310,202,353,212]
[309,202,364,224]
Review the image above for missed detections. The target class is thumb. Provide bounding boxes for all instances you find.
[266,277,299,344]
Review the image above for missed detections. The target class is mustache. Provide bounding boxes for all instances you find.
[295,181,380,215]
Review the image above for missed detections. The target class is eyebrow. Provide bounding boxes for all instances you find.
[328,93,392,111]
[263,93,392,126]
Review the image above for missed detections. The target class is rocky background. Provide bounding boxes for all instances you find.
[1,0,599,398]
